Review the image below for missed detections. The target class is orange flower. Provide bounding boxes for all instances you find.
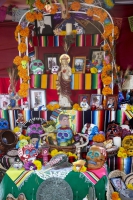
[85,0,94,4]
[18,43,27,53]
[114,26,120,40]
[19,27,30,37]
[102,43,111,51]
[93,134,105,142]
[23,55,30,62]
[15,25,22,32]
[35,0,45,10]
[71,1,81,11]
[102,76,112,85]
[34,12,43,20]
[26,12,36,22]
[86,8,94,17]
[50,4,58,14]
[102,86,112,96]
[13,56,22,66]
[111,191,119,199]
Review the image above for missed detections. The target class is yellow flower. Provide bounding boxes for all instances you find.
[127,184,133,190]
[71,68,75,73]
[18,43,27,53]
[102,86,112,96]
[90,67,98,73]
[102,76,112,85]
[33,160,42,170]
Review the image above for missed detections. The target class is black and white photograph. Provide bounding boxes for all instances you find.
[35,15,53,36]
[0,94,10,110]
[44,54,60,72]
[89,47,104,65]
[110,177,126,192]
[29,89,46,110]
[72,56,86,73]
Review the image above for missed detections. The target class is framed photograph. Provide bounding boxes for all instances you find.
[44,54,60,72]
[106,95,118,110]
[29,89,46,110]
[35,15,53,36]
[78,94,90,108]
[0,94,10,110]
[72,56,86,73]
[110,177,126,192]
[90,94,102,108]
[89,47,104,65]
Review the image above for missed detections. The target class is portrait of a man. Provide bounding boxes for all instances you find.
[36,15,53,35]
[92,51,104,65]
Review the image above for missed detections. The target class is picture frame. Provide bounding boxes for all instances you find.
[78,94,90,107]
[110,177,126,192]
[89,47,104,65]
[35,15,54,36]
[106,95,118,110]
[72,56,86,73]
[29,89,46,110]
[44,54,60,72]
[90,94,102,108]
[0,94,10,110]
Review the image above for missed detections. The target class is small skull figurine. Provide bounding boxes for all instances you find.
[51,65,60,74]
[57,127,73,146]
[86,145,107,169]
[30,59,44,74]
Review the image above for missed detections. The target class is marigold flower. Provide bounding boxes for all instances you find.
[50,4,58,14]
[26,12,36,22]
[85,0,94,4]
[18,43,27,53]
[23,55,30,62]
[102,76,112,85]
[34,12,43,20]
[35,0,45,10]
[111,192,119,199]
[13,56,22,66]
[71,1,81,11]
[102,86,112,96]
[86,8,94,17]
[19,27,30,37]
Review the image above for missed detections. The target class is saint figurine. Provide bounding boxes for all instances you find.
[56,54,72,108]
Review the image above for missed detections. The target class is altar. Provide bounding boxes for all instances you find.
[0,167,107,200]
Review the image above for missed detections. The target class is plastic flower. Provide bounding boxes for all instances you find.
[102,86,112,96]
[71,1,81,11]
[33,160,42,170]
[90,67,98,73]
[18,43,27,53]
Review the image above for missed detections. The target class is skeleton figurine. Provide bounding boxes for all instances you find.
[30,59,44,74]
[51,65,60,74]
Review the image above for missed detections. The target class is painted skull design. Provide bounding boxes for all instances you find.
[122,135,133,156]
[30,59,44,74]
[57,127,73,146]
[86,145,107,169]
[51,65,59,74]
[18,144,38,163]
[26,124,43,136]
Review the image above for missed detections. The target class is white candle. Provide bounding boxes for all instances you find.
[113,137,121,147]
[66,23,72,35]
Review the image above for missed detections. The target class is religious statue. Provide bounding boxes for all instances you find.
[56,54,72,108]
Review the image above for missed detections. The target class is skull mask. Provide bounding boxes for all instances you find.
[26,124,44,136]
[57,127,73,146]
[86,145,107,169]
[51,65,59,74]
[18,144,38,163]
[30,60,44,74]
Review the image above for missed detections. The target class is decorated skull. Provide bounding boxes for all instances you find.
[51,65,59,74]
[18,144,38,163]
[30,59,44,74]
[86,145,107,169]
[122,135,133,156]
[26,124,44,136]
[0,118,9,130]
[57,127,73,146]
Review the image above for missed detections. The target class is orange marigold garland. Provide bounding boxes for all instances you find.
[85,0,94,4]
[13,56,22,66]
[102,86,112,96]
[93,134,105,142]
[50,4,58,14]
[19,27,30,37]
[25,12,36,22]
[18,43,27,53]
[71,1,81,11]
[86,8,94,17]
[34,12,43,20]
[35,0,45,10]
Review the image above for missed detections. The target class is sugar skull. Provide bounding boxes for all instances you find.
[30,59,44,74]
[106,121,122,140]
[57,127,73,146]
[18,144,38,163]
[21,60,27,69]
[0,118,9,130]
[82,123,99,141]
[26,124,44,136]
[86,145,107,169]
[51,65,60,74]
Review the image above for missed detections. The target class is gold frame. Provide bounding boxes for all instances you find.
[106,95,118,110]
